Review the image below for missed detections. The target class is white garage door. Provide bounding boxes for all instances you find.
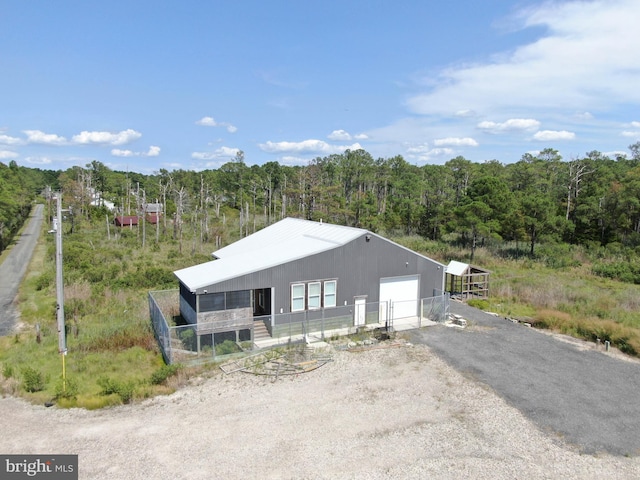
[379,275,419,322]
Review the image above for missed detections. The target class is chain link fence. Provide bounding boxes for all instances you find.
[149,290,450,365]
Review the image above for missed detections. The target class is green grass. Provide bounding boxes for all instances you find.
[430,243,640,356]
[0,212,225,408]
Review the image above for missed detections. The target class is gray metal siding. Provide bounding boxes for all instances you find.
[192,233,444,315]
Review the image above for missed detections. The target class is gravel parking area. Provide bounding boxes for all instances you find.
[1,342,638,479]
[408,301,640,456]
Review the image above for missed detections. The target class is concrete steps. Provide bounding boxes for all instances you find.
[253,320,271,341]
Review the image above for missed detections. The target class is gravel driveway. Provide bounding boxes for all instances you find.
[0,204,44,336]
[407,301,640,456]
[1,344,639,479]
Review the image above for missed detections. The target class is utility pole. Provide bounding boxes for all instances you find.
[55,194,68,392]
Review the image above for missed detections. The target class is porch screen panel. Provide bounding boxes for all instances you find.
[199,292,225,312]
[226,290,251,309]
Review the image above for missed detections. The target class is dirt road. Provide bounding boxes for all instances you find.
[0,204,44,336]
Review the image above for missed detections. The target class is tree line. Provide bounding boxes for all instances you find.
[3,144,640,262]
[0,161,57,252]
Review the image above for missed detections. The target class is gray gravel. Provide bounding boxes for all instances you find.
[408,301,640,456]
[0,204,44,336]
[1,344,639,479]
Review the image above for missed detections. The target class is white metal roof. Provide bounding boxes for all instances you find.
[174,217,367,291]
[445,260,469,276]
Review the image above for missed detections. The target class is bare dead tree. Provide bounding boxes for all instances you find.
[159,176,172,235]
[566,159,594,221]
[173,186,188,253]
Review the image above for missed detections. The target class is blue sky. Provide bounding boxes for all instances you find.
[1,0,640,173]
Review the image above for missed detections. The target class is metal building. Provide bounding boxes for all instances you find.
[173,217,446,343]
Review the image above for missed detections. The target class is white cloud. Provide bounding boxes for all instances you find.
[259,139,362,155]
[477,119,541,134]
[146,145,161,157]
[72,129,142,146]
[407,1,640,116]
[24,156,52,165]
[196,116,217,126]
[279,156,309,166]
[430,147,456,156]
[163,162,184,170]
[191,146,240,161]
[622,121,640,137]
[433,137,479,147]
[23,130,68,145]
[406,144,455,162]
[327,129,352,141]
[195,116,237,133]
[327,130,369,142]
[533,130,576,141]
[604,150,628,159]
[111,149,134,157]
[21,128,142,147]
[0,134,23,146]
[111,145,161,157]
[406,144,430,155]
[455,109,477,118]
[574,112,594,121]
[0,150,18,159]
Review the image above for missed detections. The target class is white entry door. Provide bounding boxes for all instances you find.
[379,275,419,322]
[354,297,366,326]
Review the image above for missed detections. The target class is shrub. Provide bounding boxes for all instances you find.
[467,299,490,311]
[179,328,195,350]
[34,270,54,291]
[116,382,135,404]
[592,261,640,284]
[150,364,180,385]
[2,363,13,379]
[97,376,120,396]
[97,376,136,404]
[215,339,240,355]
[114,265,175,289]
[55,376,79,400]
[78,324,157,353]
[21,366,46,393]
[530,309,573,330]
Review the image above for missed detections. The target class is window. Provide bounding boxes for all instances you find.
[291,283,305,312]
[291,280,337,311]
[324,280,337,308]
[308,282,321,310]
